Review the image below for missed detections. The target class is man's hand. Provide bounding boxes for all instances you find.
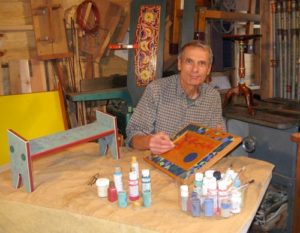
[149,132,175,155]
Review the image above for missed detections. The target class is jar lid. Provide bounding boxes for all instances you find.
[195,172,203,181]
[180,185,189,196]
[96,178,109,187]
[114,166,122,174]
[142,169,150,177]
[205,169,215,178]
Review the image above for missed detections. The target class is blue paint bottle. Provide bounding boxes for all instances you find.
[191,192,201,217]
[204,198,214,217]
[118,191,128,208]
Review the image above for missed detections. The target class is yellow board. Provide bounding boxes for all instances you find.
[0,91,65,165]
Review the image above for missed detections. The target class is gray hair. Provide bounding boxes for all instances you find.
[178,40,213,65]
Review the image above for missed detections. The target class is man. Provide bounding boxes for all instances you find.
[126,41,225,155]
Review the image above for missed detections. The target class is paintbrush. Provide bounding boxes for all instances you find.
[232,166,246,182]
[237,179,255,190]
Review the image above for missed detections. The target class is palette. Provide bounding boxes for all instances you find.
[144,124,242,184]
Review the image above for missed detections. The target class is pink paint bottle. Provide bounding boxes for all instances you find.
[128,171,139,201]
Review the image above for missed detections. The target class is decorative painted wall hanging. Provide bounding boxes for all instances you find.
[134,5,161,87]
[144,124,242,184]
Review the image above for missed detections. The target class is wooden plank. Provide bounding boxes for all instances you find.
[45,60,56,91]
[30,59,47,92]
[1,63,10,95]
[8,60,21,94]
[260,0,272,98]
[0,31,36,62]
[113,5,130,43]
[0,1,32,26]
[170,0,181,53]
[19,59,32,93]
[0,64,3,95]
[197,8,260,32]
[0,25,33,31]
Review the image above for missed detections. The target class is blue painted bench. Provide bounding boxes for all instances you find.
[7,111,120,192]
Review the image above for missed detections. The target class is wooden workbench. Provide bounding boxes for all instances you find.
[0,143,274,233]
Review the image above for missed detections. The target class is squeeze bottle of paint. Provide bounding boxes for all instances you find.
[108,181,118,202]
[131,156,139,178]
[194,172,203,198]
[217,180,230,212]
[128,171,139,201]
[191,192,201,217]
[141,169,151,193]
[230,178,243,214]
[180,185,189,211]
[207,177,218,214]
[113,166,123,192]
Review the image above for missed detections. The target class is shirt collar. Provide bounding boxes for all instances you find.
[176,75,207,101]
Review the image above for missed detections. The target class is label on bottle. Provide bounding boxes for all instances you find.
[142,176,151,192]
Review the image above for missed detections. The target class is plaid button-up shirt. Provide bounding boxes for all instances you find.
[126,74,225,146]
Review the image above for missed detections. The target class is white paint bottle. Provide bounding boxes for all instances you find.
[131,156,139,179]
[113,166,123,192]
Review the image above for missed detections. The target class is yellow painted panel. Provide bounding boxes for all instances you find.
[0,91,65,165]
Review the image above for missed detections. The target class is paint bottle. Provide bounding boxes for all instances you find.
[207,177,218,214]
[113,166,123,192]
[128,171,139,201]
[220,199,231,218]
[230,180,243,214]
[118,191,128,208]
[180,185,189,212]
[187,194,192,214]
[200,177,209,209]
[142,190,151,207]
[141,169,151,193]
[141,169,151,207]
[217,180,230,212]
[107,181,118,202]
[191,191,201,217]
[131,156,139,178]
[194,172,203,198]
[204,198,214,217]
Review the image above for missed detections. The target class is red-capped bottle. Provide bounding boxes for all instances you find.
[108,181,118,202]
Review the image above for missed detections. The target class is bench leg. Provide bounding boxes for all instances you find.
[7,130,34,192]
[96,111,120,159]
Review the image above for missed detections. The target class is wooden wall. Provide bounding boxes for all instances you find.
[0,0,270,98]
[0,0,130,96]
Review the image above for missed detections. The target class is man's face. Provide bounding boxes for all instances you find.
[177,46,212,88]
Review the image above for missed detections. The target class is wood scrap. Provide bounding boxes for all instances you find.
[77,0,123,60]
